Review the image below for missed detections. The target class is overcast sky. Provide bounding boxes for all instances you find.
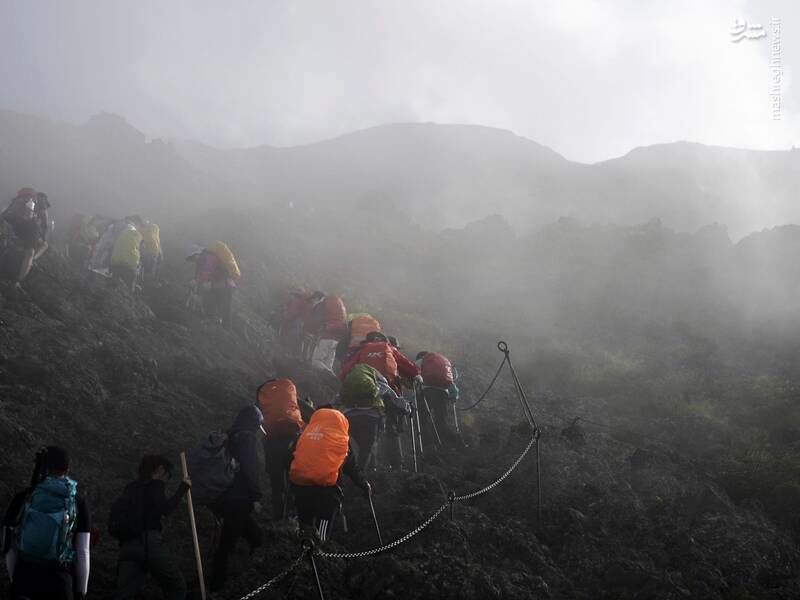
[0,0,796,162]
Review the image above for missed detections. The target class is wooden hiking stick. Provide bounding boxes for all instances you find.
[180,452,207,600]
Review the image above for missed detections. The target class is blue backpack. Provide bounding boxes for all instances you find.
[16,476,78,565]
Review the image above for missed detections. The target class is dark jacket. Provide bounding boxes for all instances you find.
[225,405,263,502]
[127,479,189,532]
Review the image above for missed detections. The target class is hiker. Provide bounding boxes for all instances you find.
[112,455,191,600]
[66,214,106,271]
[2,446,90,600]
[1,188,51,287]
[109,222,142,292]
[186,241,240,328]
[307,292,348,373]
[341,331,421,391]
[417,351,465,450]
[137,219,162,284]
[346,313,381,354]
[88,218,123,275]
[209,405,263,591]
[278,287,313,357]
[340,364,410,471]
[257,379,305,520]
[288,408,371,542]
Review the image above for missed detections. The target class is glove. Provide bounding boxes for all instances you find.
[182,475,192,488]
[404,401,412,416]
[362,481,372,499]
[414,374,424,385]
[253,501,263,514]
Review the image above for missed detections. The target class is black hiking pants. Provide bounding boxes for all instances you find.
[292,484,342,542]
[382,408,405,470]
[346,412,382,472]
[116,531,186,600]
[422,387,460,451]
[262,433,296,519]
[210,497,262,589]
[9,559,74,600]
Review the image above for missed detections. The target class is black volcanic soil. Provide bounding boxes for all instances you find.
[2,252,800,599]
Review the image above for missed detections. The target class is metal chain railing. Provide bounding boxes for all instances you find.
[237,340,540,598]
[237,550,307,600]
[458,351,509,411]
[452,434,537,501]
[317,502,449,559]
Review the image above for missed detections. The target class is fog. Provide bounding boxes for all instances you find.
[3,3,800,597]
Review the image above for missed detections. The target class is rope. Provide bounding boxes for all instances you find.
[458,350,509,411]
[237,551,307,600]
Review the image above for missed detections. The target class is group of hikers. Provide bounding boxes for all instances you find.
[4,187,243,329]
[2,347,463,599]
[67,213,163,293]
[2,187,466,598]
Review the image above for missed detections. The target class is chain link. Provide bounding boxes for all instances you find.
[453,435,536,501]
[317,503,449,559]
[237,551,307,600]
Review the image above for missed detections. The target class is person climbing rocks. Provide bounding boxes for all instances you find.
[2,446,91,600]
[345,313,381,355]
[109,221,142,293]
[307,291,348,373]
[136,218,162,285]
[416,351,465,451]
[257,378,305,520]
[209,405,264,591]
[341,332,421,470]
[186,241,241,328]
[1,188,51,287]
[340,331,421,391]
[340,363,410,471]
[112,455,191,600]
[278,287,314,357]
[288,408,371,543]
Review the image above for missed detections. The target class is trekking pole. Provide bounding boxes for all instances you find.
[412,385,425,462]
[366,486,383,546]
[421,393,443,449]
[303,539,326,600]
[452,400,461,434]
[409,412,419,473]
[180,452,207,600]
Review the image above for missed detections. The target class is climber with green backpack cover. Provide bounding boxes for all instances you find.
[340,363,410,471]
[2,446,91,600]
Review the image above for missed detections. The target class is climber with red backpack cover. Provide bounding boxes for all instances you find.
[417,351,466,452]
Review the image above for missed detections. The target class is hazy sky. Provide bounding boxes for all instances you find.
[0,0,797,162]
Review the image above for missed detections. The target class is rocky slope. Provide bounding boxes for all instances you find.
[2,249,800,599]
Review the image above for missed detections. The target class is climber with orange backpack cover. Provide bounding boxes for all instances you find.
[257,378,305,520]
[287,408,370,543]
[307,292,348,373]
